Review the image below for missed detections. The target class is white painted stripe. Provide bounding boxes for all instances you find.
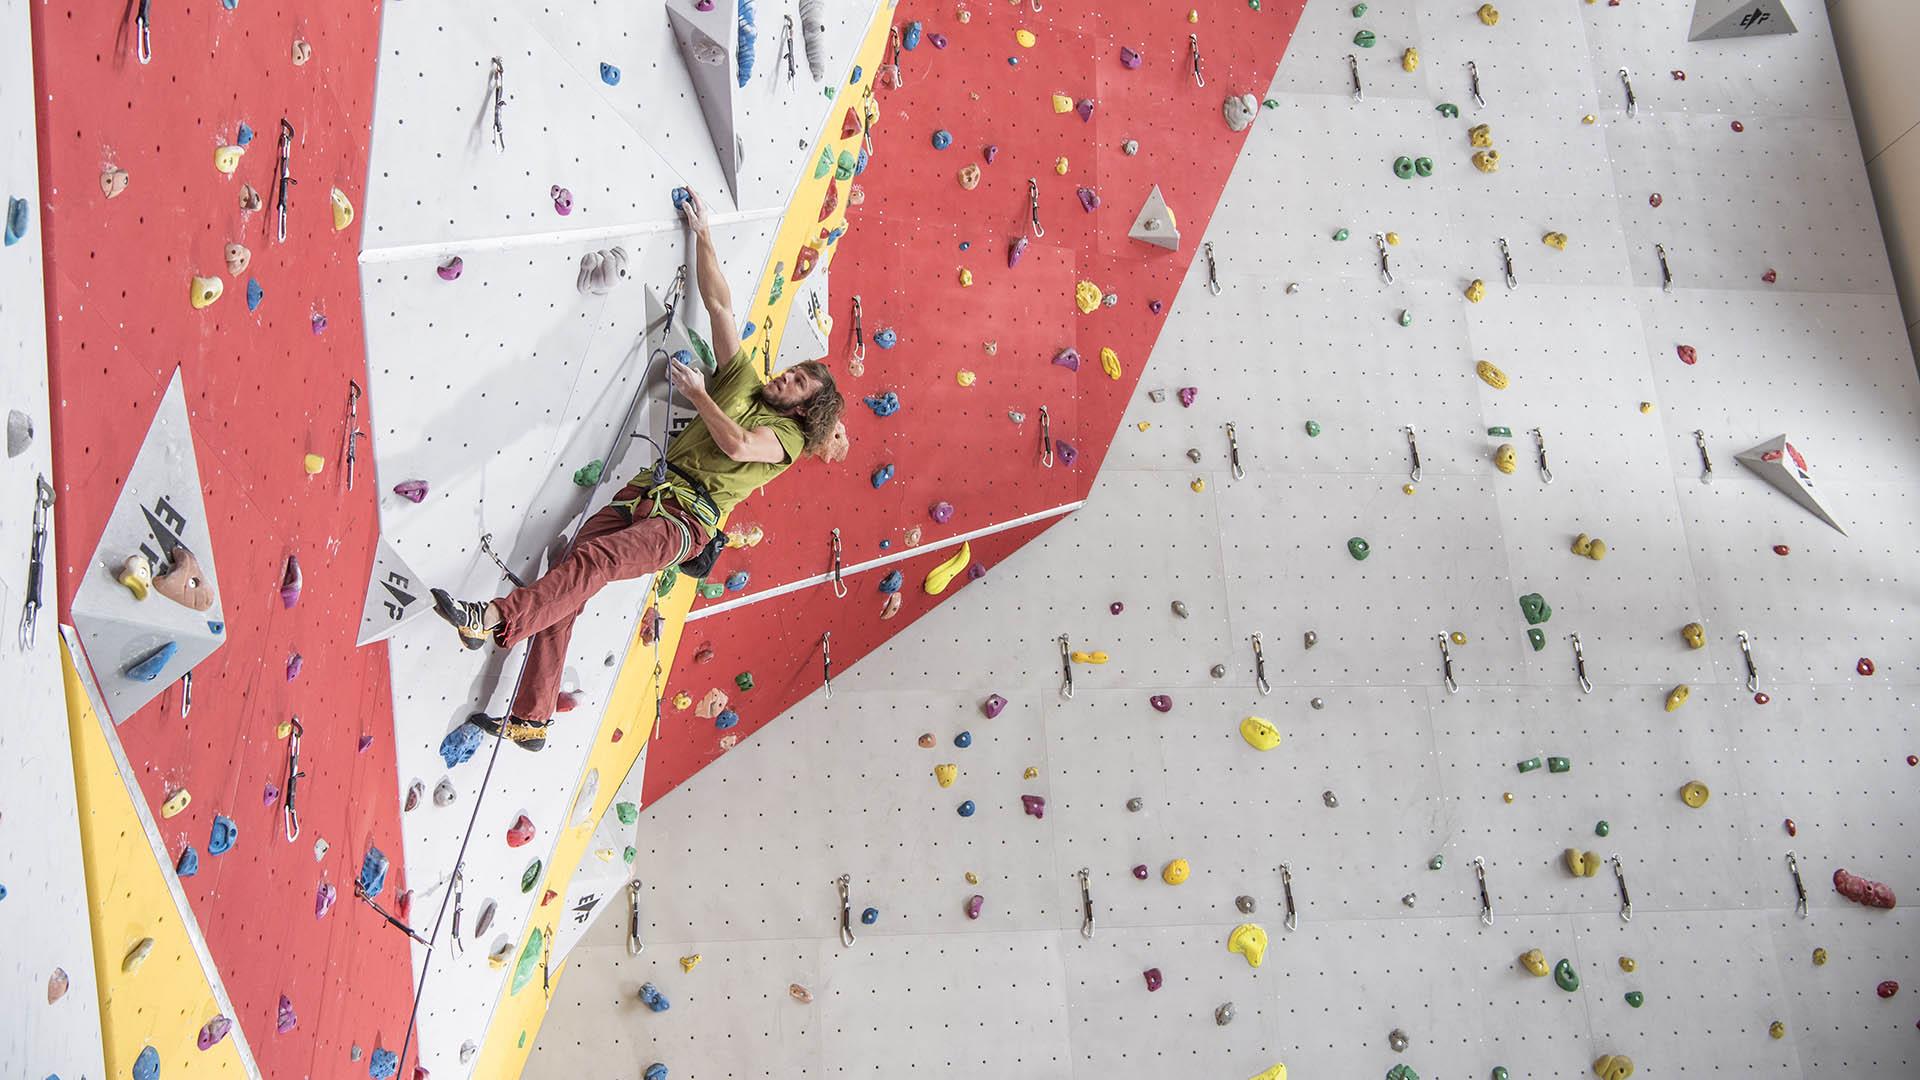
[358,207,788,265]
[686,501,1084,621]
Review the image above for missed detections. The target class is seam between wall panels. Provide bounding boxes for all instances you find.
[359,207,788,264]
[687,500,1088,621]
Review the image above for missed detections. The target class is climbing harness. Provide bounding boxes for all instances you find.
[449,870,465,954]
[1785,852,1808,918]
[1738,630,1758,692]
[821,632,834,699]
[1077,868,1095,939]
[779,15,796,87]
[1473,856,1494,925]
[1203,242,1221,295]
[1693,429,1713,483]
[1467,60,1484,108]
[1347,54,1363,102]
[345,379,364,491]
[1529,427,1553,483]
[829,528,848,598]
[1437,634,1459,694]
[274,119,296,245]
[883,26,904,89]
[1498,237,1516,289]
[1027,178,1044,238]
[1279,863,1299,930]
[1225,422,1244,479]
[1373,233,1393,284]
[1250,632,1271,695]
[847,295,866,375]
[836,874,856,947]
[1569,632,1592,694]
[1656,243,1673,293]
[1619,67,1637,118]
[1057,634,1074,699]
[1038,405,1054,468]
[488,58,507,152]
[18,474,51,650]
[478,532,528,589]
[1611,855,1633,923]
[282,716,306,841]
[1189,34,1204,87]
[627,878,646,954]
[1403,425,1421,482]
[135,0,152,64]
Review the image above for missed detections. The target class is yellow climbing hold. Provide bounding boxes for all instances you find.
[1240,715,1281,751]
[934,763,958,788]
[1478,3,1500,24]
[1543,231,1569,250]
[1565,849,1602,877]
[122,937,156,974]
[214,145,245,174]
[1571,533,1606,560]
[1136,421,1151,432]
[1666,685,1691,712]
[1051,92,1074,113]
[1619,955,1637,973]
[1639,401,1655,414]
[1495,443,1518,474]
[1681,623,1706,649]
[1054,156,1069,175]
[1070,650,1109,664]
[1465,279,1487,303]
[1473,149,1501,173]
[965,871,980,885]
[189,275,225,309]
[1811,948,1827,966]
[1468,124,1494,148]
[161,789,191,818]
[1475,360,1509,389]
[1450,631,1468,646]
[1401,47,1419,72]
[1403,484,1417,495]
[1384,231,1400,246]
[1075,280,1102,314]
[1228,923,1269,967]
[1582,114,1597,125]
[1162,859,1190,885]
[672,691,692,709]
[1593,1055,1635,1080]
[1520,948,1550,976]
[958,267,973,287]
[118,555,152,600]
[1100,347,1121,380]
[330,186,355,231]
[1191,478,1207,493]
[1248,1066,1287,1080]
[680,954,702,973]
[275,718,294,739]
[1680,780,1710,808]
[303,454,327,475]
[923,541,971,595]
[1017,29,1037,47]
[956,370,976,387]
[1769,1020,1786,1040]
[1022,767,1038,780]
[1188,9,1199,23]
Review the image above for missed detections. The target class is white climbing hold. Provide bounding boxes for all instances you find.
[1223,93,1259,132]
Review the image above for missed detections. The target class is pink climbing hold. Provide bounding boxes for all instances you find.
[263,783,279,806]
[1132,864,1150,879]
[394,480,429,503]
[276,994,298,1034]
[1008,236,1029,268]
[507,814,537,848]
[1177,387,1198,407]
[1076,99,1095,122]
[1677,344,1697,366]
[286,652,303,681]
[930,501,955,524]
[315,881,337,919]
[1109,602,1124,614]
[437,257,464,281]
[965,894,985,919]
[1076,187,1100,212]
[1120,46,1142,69]
[1143,968,1163,991]
[1021,794,1046,819]
[982,693,1008,718]
[1835,868,1897,909]
[551,185,573,215]
[557,690,582,712]
[1150,694,1172,713]
[967,563,987,581]
[197,1014,233,1050]
[1052,347,1082,371]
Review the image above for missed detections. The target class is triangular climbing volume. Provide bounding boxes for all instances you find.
[775,266,832,372]
[356,535,429,646]
[668,3,744,207]
[1734,434,1845,535]
[1128,185,1181,250]
[1689,0,1797,41]
[68,370,229,724]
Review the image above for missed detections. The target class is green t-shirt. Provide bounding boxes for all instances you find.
[645,348,805,524]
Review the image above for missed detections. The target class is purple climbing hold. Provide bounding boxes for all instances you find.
[1077,187,1100,212]
[262,783,279,805]
[696,0,713,8]
[965,894,985,919]
[1120,45,1143,69]
[1052,347,1082,371]
[1076,99,1095,122]
[929,32,948,48]
[311,313,328,336]
[930,501,954,524]
[871,463,896,488]
[440,721,484,767]
[276,994,298,1034]
[1021,794,1046,819]
[315,881,337,919]
[1149,299,1165,314]
[1143,968,1163,992]
[1110,602,1125,615]
[967,563,986,580]
[1150,694,1172,712]
[438,257,464,281]
[280,555,302,608]
[983,145,999,164]
[393,479,428,503]
[1133,864,1150,879]
[1056,441,1078,466]
[551,185,573,215]
[286,652,303,681]
[1177,386,1198,407]
[1008,236,1029,268]
[197,1014,233,1050]
[357,733,374,753]
[982,694,1007,718]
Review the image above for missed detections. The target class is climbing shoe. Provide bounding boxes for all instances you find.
[467,712,549,752]
[431,588,496,650]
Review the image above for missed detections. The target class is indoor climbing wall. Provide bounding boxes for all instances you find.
[0,0,104,1075]
[357,0,891,1074]
[530,1,1920,1078]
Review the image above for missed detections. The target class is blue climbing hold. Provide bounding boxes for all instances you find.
[671,187,693,213]
[954,730,973,748]
[357,846,389,899]
[878,570,904,594]
[133,1047,160,1080]
[861,906,879,925]
[874,328,898,349]
[125,641,178,682]
[1007,56,1020,66]
[236,122,255,147]
[176,845,200,878]
[220,0,236,8]
[903,21,923,49]
[855,146,869,176]
[724,571,749,592]
[826,225,846,245]
[714,709,739,731]
[958,800,976,817]
[736,0,757,87]
[246,278,264,312]
[644,1064,668,1080]
[849,65,863,84]
[3,196,27,246]
[870,463,895,488]
[0,883,7,901]
[958,240,971,251]
[208,815,237,855]
[742,320,756,338]
[639,981,672,1012]
[600,62,621,86]
[878,539,891,550]
[864,391,900,417]
[931,129,952,151]
[368,1049,399,1080]
[439,722,484,767]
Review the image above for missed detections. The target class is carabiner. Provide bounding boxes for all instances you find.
[1279,863,1298,931]
[1467,59,1484,108]
[1347,54,1363,102]
[821,632,834,700]
[1530,427,1554,483]
[1473,856,1493,925]
[1610,854,1633,923]
[837,874,856,947]
[1251,632,1271,695]
[1404,425,1422,482]
[1694,429,1713,483]
[848,295,867,372]
[1057,634,1074,700]
[1077,868,1095,939]
[1498,237,1516,289]
[1619,67,1637,118]
[1785,851,1808,919]
[1374,233,1393,284]
[1203,241,1221,295]
[829,528,848,598]
[1028,178,1044,238]
[1738,630,1758,692]
[1438,634,1459,694]
[1189,34,1204,87]
[1225,422,1244,480]
[1038,405,1054,468]
[1656,243,1674,293]
[1570,632,1592,694]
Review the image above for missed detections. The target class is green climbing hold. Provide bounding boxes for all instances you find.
[686,326,719,374]
[1527,628,1546,650]
[1595,820,1611,837]
[656,565,680,597]
[1429,854,1444,870]
[1547,756,1571,774]
[1351,2,1367,14]
[697,581,725,599]
[520,859,542,893]
[1624,990,1644,1008]
[1414,156,1435,177]
[1354,29,1376,47]
[509,927,545,995]
[1398,310,1413,327]
[1347,537,1371,561]
[1553,958,1579,992]
[1333,228,1351,241]
[1394,156,1416,179]
[1437,103,1459,118]
[736,671,755,691]
[1305,420,1322,437]
[519,1030,528,1048]
[623,845,637,863]
[1517,756,1543,773]
[1518,593,1552,625]
[616,801,639,825]
[1385,1066,1418,1080]
[1487,426,1513,438]
[573,460,605,487]
[814,146,834,179]
[1492,1070,1510,1080]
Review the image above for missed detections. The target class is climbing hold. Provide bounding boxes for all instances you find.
[1163,859,1191,886]
[1476,361,1509,389]
[1495,444,1518,474]
[1519,593,1551,625]
[1768,1020,1786,1039]
[1680,780,1710,808]
[1554,958,1580,991]
[1394,156,1416,179]
[1565,849,1602,877]
[214,144,245,174]
[1465,279,1488,303]
[1021,794,1046,819]
[1227,923,1268,967]
[189,275,225,310]
[958,800,976,817]
[118,555,153,600]
[1354,29,1376,47]
[1543,231,1569,251]
[1681,622,1706,649]
[1595,820,1611,837]
[954,730,972,749]
[1880,980,1902,998]
[1469,124,1494,148]
[1437,102,1460,119]
[1812,947,1828,965]
[1478,3,1500,24]
[1547,756,1570,773]
[982,694,1008,719]
[1665,685,1690,712]
[1517,757,1544,773]
[1052,347,1082,372]
[934,764,958,788]
[1772,544,1791,556]
[1398,310,1413,327]
[1142,967,1163,992]
[124,641,178,683]
[506,814,536,848]
[1240,715,1281,751]
[279,555,302,608]
[931,129,952,150]
[1520,949,1550,976]
[1472,149,1501,173]
[924,541,972,595]
[1075,281,1101,314]
[1833,868,1896,908]
[1402,47,1419,72]
[1150,695,1172,713]
[1305,420,1322,437]
[1224,94,1259,132]
[1100,347,1122,380]
[1304,630,1318,649]
[1389,1029,1410,1053]
[638,981,671,1012]
[1008,236,1029,268]
[1592,1055,1634,1080]
[1347,537,1371,561]
[176,844,200,878]
[1055,156,1069,175]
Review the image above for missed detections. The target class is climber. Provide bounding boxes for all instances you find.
[430,190,847,751]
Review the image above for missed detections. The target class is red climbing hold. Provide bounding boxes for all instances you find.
[1773,545,1790,556]
[506,814,536,848]
[1670,69,1686,80]
[1132,864,1149,880]
[1907,754,1917,767]
[1784,818,1797,837]
[842,108,861,139]
[1649,193,1663,208]
[1761,268,1778,284]
[1731,120,1745,132]
[1857,658,1876,676]
[1754,692,1770,705]
[1143,968,1163,991]
[1677,344,1697,365]
[1834,868,1897,909]
[1878,980,1900,998]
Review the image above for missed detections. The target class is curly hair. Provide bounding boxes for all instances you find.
[776,360,844,454]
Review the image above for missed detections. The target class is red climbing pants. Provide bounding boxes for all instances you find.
[492,485,699,723]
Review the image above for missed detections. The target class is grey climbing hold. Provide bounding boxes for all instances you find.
[1223,93,1259,132]
[1235,895,1256,914]
[1147,388,1167,403]
[1171,600,1189,618]
[6,409,31,457]
[1304,630,1318,648]
[1128,185,1181,250]
[1390,1028,1410,1052]
[1126,797,1144,812]
[1310,697,1325,710]
[1215,1002,1236,1026]
[433,777,457,806]
[1323,790,1339,808]
[1186,448,1202,463]
[1210,663,1227,679]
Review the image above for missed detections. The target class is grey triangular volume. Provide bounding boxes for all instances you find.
[357,536,430,646]
[69,369,229,723]
[1128,185,1181,251]
[645,285,704,433]
[1734,434,1846,535]
[667,4,742,207]
[1690,0,1797,41]
[776,266,831,372]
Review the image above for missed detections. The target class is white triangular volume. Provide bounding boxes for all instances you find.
[1735,434,1845,535]
[645,285,705,436]
[776,266,832,372]
[69,369,229,724]
[1129,185,1181,251]
[357,535,431,646]
[668,3,743,207]
[1689,0,1797,41]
